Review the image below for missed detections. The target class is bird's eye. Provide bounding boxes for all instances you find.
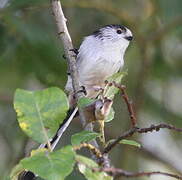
[116,29,122,34]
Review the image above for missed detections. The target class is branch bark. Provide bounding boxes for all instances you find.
[51,0,92,132]
[93,167,182,179]
[50,0,108,166]
[113,83,137,127]
[51,1,81,98]
[104,123,182,154]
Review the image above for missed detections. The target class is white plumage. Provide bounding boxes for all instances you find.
[66,24,133,99]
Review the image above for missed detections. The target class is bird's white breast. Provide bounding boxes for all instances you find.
[79,36,124,96]
[65,35,125,98]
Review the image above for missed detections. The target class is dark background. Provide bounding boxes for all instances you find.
[0,0,182,179]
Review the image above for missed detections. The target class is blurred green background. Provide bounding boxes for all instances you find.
[0,0,182,179]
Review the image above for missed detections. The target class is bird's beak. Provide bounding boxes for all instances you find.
[124,36,133,41]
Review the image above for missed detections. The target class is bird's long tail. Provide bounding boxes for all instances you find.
[18,107,78,180]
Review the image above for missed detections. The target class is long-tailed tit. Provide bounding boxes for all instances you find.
[20,24,132,180]
[66,24,133,100]
[56,24,132,147]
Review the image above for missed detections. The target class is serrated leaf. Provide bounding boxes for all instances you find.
[71,131,100,146]
[10,163,25,180]
[120,139,141,148]
[76,155,113,180]
[105,107,115,122]
[14,87,69,143]
[104,71,127,99]
[21,146,75,180]
[78,97,95,108]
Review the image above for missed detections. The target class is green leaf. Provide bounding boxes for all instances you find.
[105,107,115,122]
[104,71,127,99]
[76,155,113,180]
[14,87,69,143]
[119,139,141,148]
[78,97,95,108]
[21,146,75,180]
[71,131,100,146]
[10,163,25,180]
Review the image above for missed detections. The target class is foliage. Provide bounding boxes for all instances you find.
[11,71,122,180]
[11,83,118,180]
[14,88,69,144]
[21,146,75,180]
[76,155,112,180]
[0,0,182,179]
[119,139,141,148]
[71,131,100,146]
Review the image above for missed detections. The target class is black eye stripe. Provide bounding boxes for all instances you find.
[121,27,126,31]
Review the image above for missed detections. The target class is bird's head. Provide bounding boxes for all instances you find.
[92,24,133,50]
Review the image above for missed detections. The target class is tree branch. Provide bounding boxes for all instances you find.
[50,0,106,165]
[104,123,182,153]
[74,143,102,160]
[113,82,137,127]
[51,0,81,99]
[93,167,182,179]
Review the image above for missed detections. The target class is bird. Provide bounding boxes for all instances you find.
[66,24,133,100]
[50,24,133,148]
[19,24,133,180]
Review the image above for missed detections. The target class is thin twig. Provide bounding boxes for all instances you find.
[51,0,82,99]
[104,127,138,153]
[137,123,182,133]
[104,123,182,153]
[74,143,102,159]
[51,0,92,136]
[93,167,182,179]
[76,155,182,179]
[113,82,137,127]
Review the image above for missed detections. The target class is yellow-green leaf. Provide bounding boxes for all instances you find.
[78,97,95,108]
[105,107,115,122]
[104,71,127,99]
[21,146,75,180]
[14,87,69,143]
[76,155,113,180]
[71,131,100,146]
[10,163,25,180]
[120,139,141,148]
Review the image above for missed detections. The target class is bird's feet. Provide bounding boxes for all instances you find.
[73,86,87,99]
[69,48,79,55]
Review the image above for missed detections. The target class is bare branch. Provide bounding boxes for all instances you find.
[137,123,182,133]
[51,0,82,99]
[113,82,137,127]
[50,0,107,166]
[103,127,137,153]
[104,123,182,153]
[51,0,92,132]
[74,143,102,160]
[93,167,182,179]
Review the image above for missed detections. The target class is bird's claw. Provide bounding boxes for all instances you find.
[62,48,79,59]
[73,86,87,99]
[69,48,79,58]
